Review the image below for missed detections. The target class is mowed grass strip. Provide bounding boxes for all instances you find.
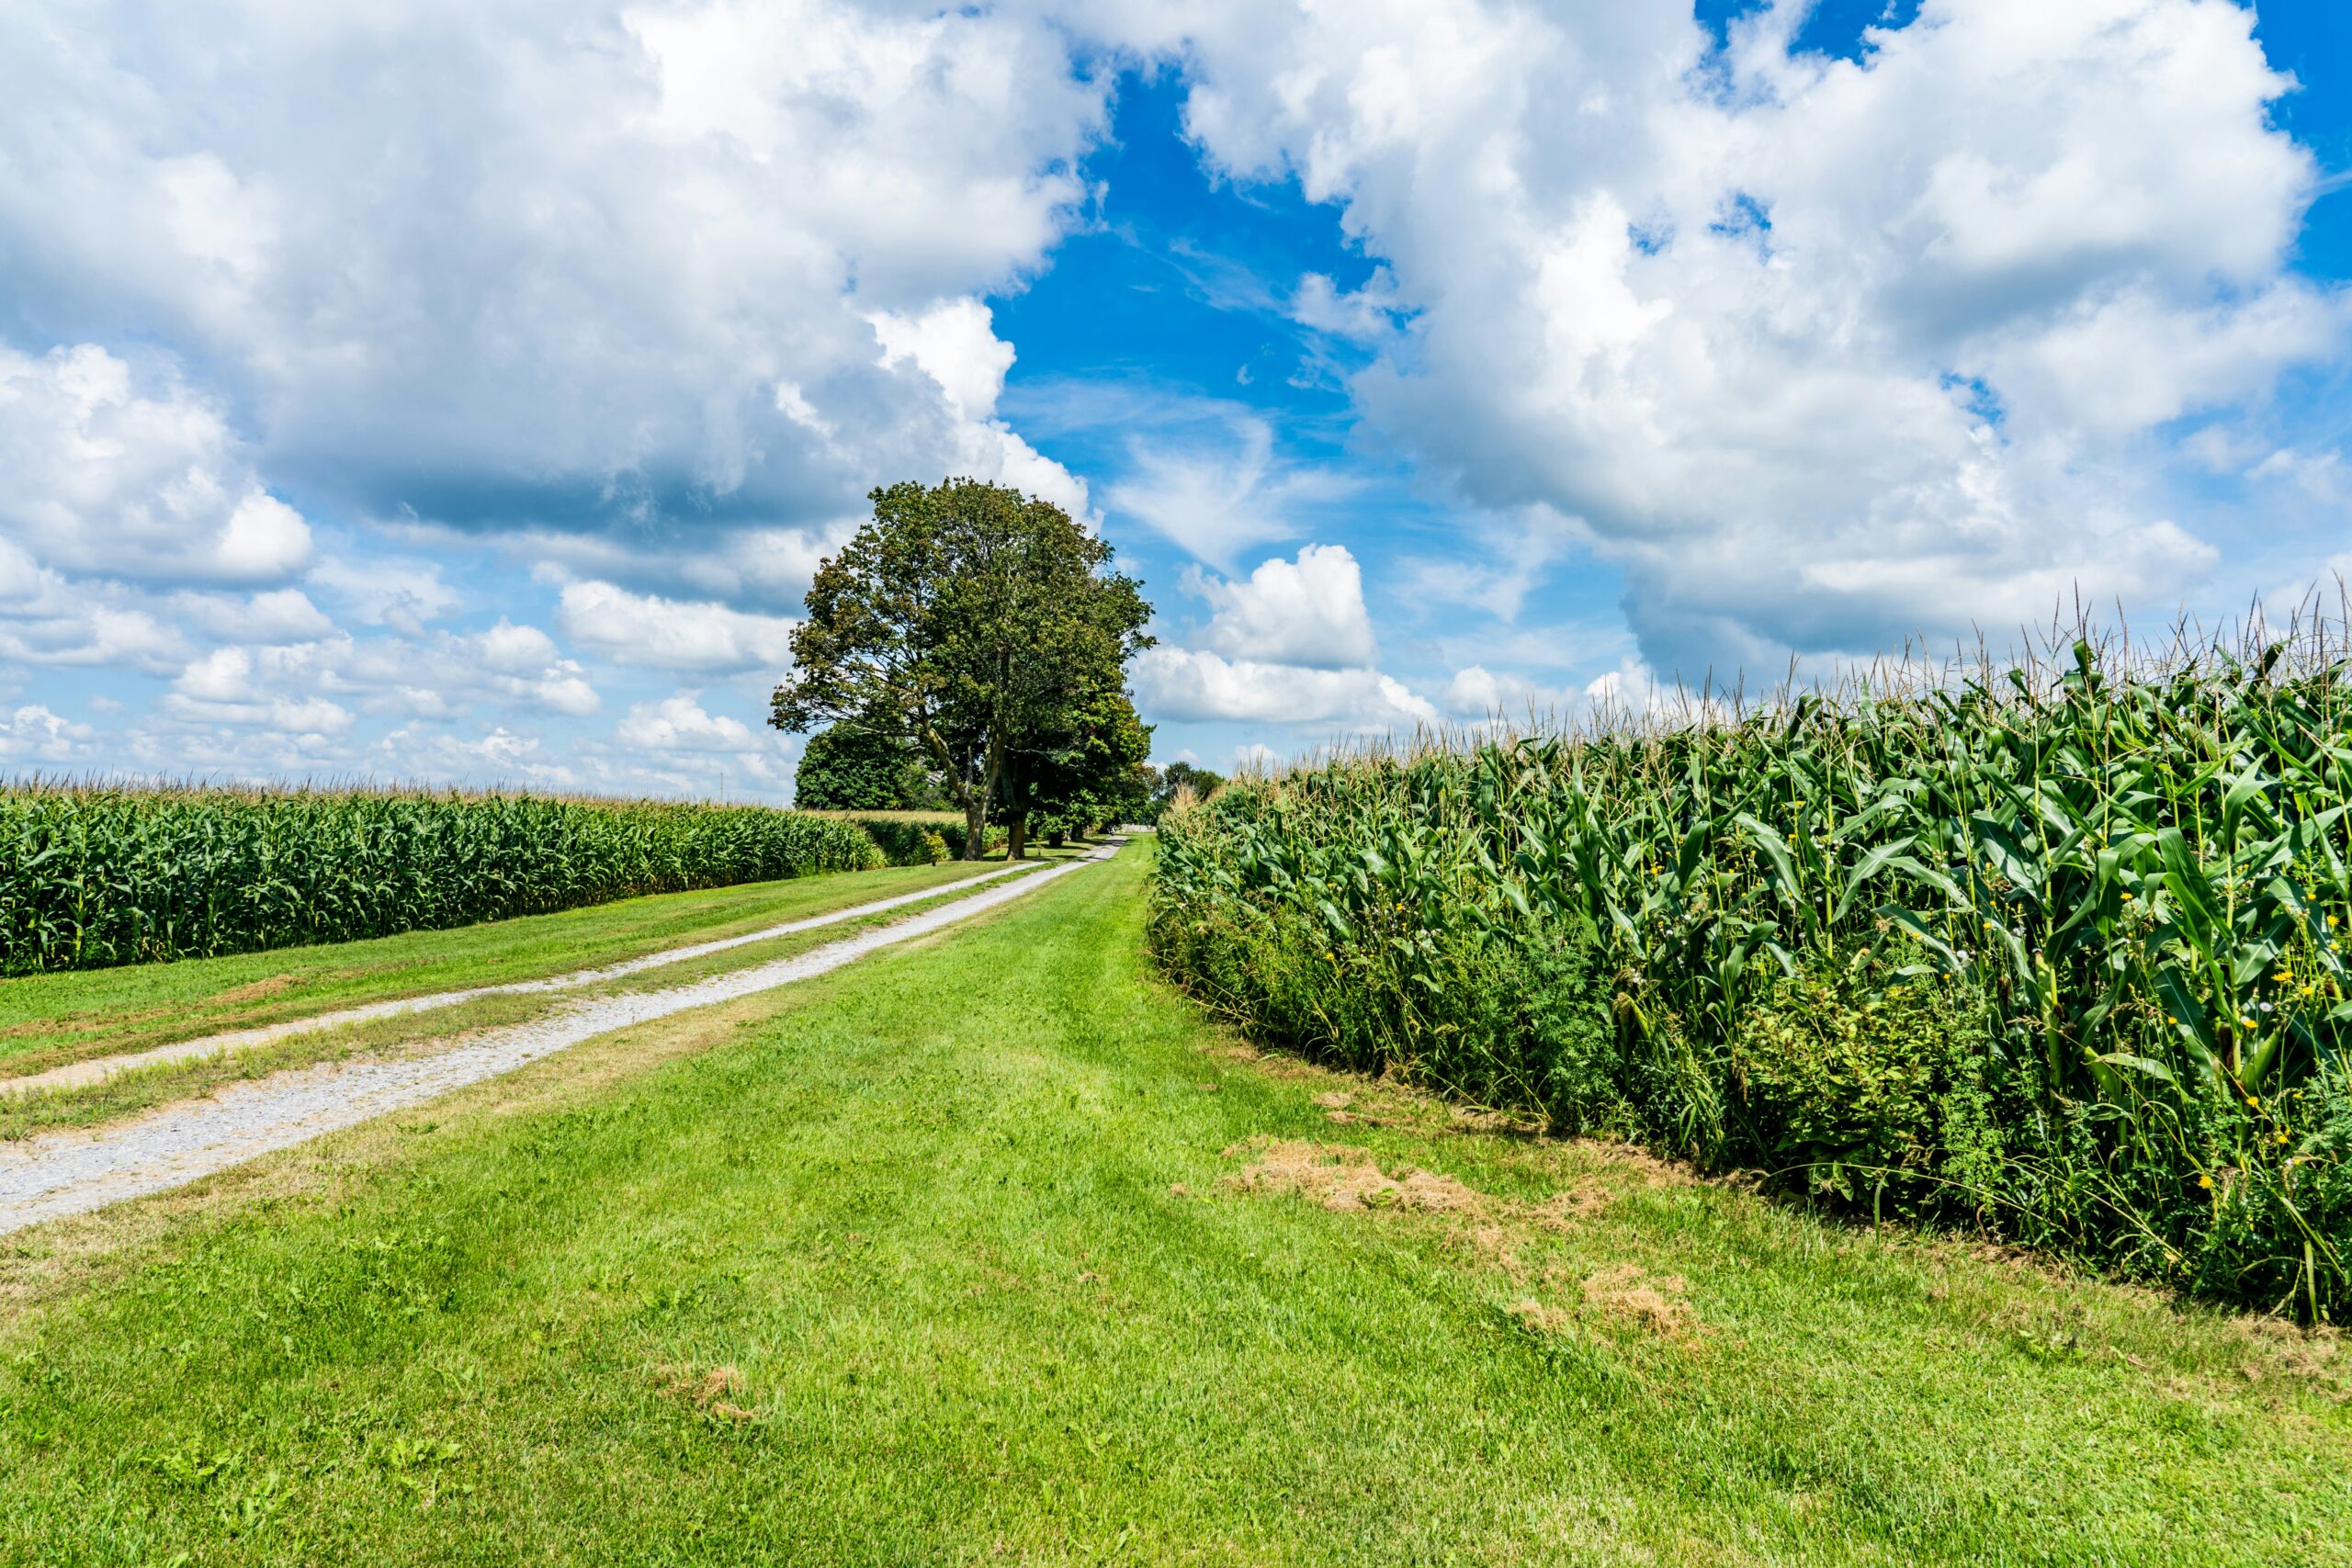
[0,857,1016,1077]
[1,848,2346,1565]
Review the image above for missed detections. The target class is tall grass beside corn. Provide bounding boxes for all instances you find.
[0,783,887,975]
[1150,632,2352,1318]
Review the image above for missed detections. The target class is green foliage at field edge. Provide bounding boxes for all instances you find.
[2,843,1062,1082]
[1150,640,2352,1319]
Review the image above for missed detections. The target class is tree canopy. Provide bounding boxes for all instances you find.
[772,479,1152,857]
[790,721,943,811]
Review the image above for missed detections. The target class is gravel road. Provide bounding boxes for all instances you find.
[0,842,1114,1235]
[3,858,1043,1097]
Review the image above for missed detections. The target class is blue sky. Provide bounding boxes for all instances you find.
[2,0,2348,796]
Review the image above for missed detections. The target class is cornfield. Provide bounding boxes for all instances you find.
[1151,632,2352,1317]
[0,782,888,975]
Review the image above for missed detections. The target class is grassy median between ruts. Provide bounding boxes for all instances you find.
[1,845,2346,1564]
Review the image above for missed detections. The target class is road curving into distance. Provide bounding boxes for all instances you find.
[0,840,1119,1235]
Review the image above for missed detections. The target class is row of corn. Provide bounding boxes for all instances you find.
[0,784,891,974]
[1151,639,2352,1317]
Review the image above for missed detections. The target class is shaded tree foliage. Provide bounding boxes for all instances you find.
[791,722,941,811]
[1010,689,1155,850]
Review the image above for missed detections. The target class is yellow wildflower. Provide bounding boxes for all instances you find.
[2198,1175,2213,1190]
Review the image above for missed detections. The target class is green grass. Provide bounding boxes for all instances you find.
[0,852,1094,1141]
[0,991,560,1144]
[0,858,1018,1078]
[2,846,2346,1563]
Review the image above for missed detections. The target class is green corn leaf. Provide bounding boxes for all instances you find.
[2156,828,2222,934]
[2092,1052,2177,1086]
[1830,834,1916,923]
[1968,814,2045,898]
[1735,813,1804,897]
[1876,904,1964,973]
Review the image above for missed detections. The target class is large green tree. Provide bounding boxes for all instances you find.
[772,479,1151,859]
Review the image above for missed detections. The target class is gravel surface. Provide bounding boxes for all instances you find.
[0,843,1114,1235]
[2,859,1042,1097]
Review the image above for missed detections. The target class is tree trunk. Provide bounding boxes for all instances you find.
[964,735,1006,860]
[914,716,989,862]
[1006,811,1028,862]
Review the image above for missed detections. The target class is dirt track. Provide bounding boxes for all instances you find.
[0,843,1114,1235]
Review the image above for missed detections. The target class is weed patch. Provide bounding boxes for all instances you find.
[654,1362,759,1423]
[1224,1137,1487,1214]
[1579,1263,1704,1341]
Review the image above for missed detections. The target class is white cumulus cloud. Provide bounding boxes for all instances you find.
[0,344,311,586]
[1193,544,1378,670]
[0,0,1100,581]
[1091,0,2348,673]
[1132,645,1436,731]
[0,703,95,764]
[617,692,760,753]
[557,581,798,673]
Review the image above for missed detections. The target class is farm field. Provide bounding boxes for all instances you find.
[2,844,2346,1564]
[1153,643,2352,1320]
[0,785,897,977]
[0,853,1105,1145]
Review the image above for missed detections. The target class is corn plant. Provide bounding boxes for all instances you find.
[1151,629,2352,1317]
